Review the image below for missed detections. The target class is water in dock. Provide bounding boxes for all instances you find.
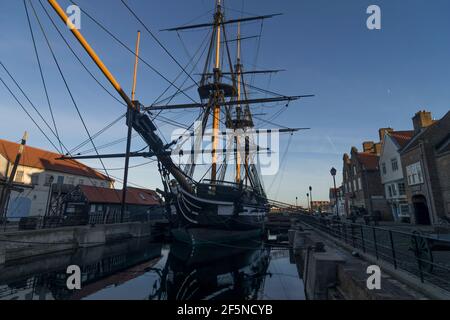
[0,237,305,300]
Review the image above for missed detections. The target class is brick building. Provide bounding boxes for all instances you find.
[61,185,163,224]
[400,111,450,225]
[0,138,113,219]
[342,141,389,219]
[310,201,330,213]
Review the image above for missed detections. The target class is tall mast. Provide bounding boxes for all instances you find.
[121,30,141,223]
[235,22,242,184]
[211,0,222,183]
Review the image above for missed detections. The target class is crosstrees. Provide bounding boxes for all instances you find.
[161,14,283,32]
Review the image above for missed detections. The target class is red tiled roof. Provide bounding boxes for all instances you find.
[0,139,112,182]
[389,131,414,148]
[357,152,379,170]
[79,185,161,205]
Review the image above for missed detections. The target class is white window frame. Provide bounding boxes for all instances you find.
[406,162,424,186]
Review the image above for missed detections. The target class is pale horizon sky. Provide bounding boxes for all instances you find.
[1,0,449,206]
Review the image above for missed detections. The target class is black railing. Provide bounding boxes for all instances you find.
[1,210,166,232]
[298,214,450,292]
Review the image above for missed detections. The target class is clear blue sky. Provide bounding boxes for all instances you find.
[1,0,449,206]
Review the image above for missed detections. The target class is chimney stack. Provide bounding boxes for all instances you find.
[379,128,394,142]
[362,141,375,153]
[413,110,434,133]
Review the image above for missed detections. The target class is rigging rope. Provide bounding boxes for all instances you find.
[69,113,126,154]
[267,133,292,196]
[0,75,60,152]
[67,0,198,104]
[0,62,62,148]
[120,0,199,87]
[0,63,132,204]
[38,0,126,108]
[27,0,117,198]
[23,0,62,153]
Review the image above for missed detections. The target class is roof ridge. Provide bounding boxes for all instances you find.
[0,138,112,182]
[0,138,63,157]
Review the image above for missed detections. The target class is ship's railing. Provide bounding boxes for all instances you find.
[199,179,262,194]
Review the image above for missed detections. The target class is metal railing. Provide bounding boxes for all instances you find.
[1,210,167,232]
[298,214,450,292]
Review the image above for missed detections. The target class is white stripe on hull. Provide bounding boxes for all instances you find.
[174,186,267,226]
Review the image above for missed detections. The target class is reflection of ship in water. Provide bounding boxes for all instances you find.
[150,241,271,300]
[0,239,162,300]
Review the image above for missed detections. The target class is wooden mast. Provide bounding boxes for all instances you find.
[121,30,141,223]
[47,0,134,109]
[211,0,222,183]
[47,0,193,193]
[235,22,242,184]
[131,31,141,101]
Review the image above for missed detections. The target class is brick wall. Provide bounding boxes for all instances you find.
[401,143,446,224]
[437,153,450,217]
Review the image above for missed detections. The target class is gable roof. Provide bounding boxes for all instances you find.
[0,139,112,182]
[401,111,450,154]
[79,185,161,205]
[389,131,414,148]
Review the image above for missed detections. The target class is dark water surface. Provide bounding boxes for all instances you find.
[0,238,305,300]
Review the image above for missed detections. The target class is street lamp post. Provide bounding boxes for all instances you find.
[309,186,313,213]
[295,197,298,209]
[330,167,339,217]
[306,193,310,213]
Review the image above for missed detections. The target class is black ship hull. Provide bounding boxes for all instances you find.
[166,182,268,245]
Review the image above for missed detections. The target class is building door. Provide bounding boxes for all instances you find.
[412,195,431,225]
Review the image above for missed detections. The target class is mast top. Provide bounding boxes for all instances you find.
[160,14,282,32]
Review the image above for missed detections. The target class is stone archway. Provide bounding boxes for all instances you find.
[412,195,431,225]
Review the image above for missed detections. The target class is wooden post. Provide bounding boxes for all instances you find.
[121,31,141,223]
[211,0,222,183]
[0,132,28,222]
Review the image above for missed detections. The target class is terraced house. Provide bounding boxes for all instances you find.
[400,111,450,226]
[0,138,114,219]
[342,140,389,219]
[379,128,415,222]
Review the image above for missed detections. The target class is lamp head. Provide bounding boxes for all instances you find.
[330,167,337,176]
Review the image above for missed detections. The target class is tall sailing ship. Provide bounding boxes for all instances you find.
[42,0,312,244]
